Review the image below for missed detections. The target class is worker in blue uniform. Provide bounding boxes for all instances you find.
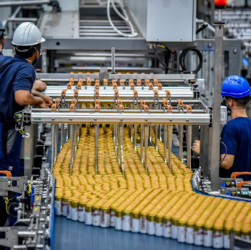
[0,22,51,228]
[192,75,251,181]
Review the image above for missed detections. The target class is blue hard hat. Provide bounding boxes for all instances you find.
[221,75,251,98]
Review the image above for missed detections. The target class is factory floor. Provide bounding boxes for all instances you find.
[53,216,213,250]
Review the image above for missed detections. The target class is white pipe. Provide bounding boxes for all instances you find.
[107,0,138,37]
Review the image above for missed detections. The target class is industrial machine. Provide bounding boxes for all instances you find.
[0,0,251,250]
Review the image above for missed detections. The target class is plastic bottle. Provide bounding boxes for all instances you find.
[186,221,194,244]
[85,205,93,225]
[115,209,123,230]
[92,204,101,226]
[100,206,110,228]
[70,199,79,221]
[177,219,186,243]
[78,200,85,222]
[204,224,213,247]
[194,221,204,246]
[155,215,163,237]
[110,209,116,227]
[54,191,62,216]
[122,209,132,231]
[213,224,224,249]
[140,211,148,234]
[171,218,178,239]
[224,227,231,249]
[147,214,155,235]
[131,212,140,233]
[163,217,172,238]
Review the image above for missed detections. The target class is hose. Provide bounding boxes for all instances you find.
[179,48,203,74]
[107,0,138,37]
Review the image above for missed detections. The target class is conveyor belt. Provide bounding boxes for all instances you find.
[53,216,213,250]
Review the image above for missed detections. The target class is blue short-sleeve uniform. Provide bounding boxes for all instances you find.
[220,117,251,181]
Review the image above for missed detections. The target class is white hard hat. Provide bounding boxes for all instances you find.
[12,22,45,46]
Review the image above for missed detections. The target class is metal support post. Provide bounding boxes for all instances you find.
[134,124,137,151]
[24,124,35,178]
[164,125,167,164]
[186,125,192,169]
[178,125,183,162]
[168,125,173,171]
[209,19,224,190]
[61,124,64,149]
[155,125,158,151]
[70,124,74,174]
[95,124,99,174]
[51,124,55,170]
[144,125,149,175]
[67,124,70,141]
[159,125,162,142]
[111,47,116,74]
[149,125,152,143]
[200,125,210,177]
[119,124,124,176]
[54,124,59,163]
[141,124,144,163]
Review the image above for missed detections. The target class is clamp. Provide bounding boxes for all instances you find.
[112,81,117,90]
[177,99,184,112]
[67,81,74,89]
[117,99,122,106]
[77,81,83,89]
[74,89,79,108]
[140,99,145,107]
[69,104,76,112]
[129,79,134,86]
[165,90,172,105]
[236,181,251,189]
[130,82,135,90]
[158,83,163,90]
[61,89,67,107]
[94,104,100,112]
[153,79,158,86]
[133,90,138,106]
[86,77,92,86]
[114,90,119,106]
[71,98,78,107]
[51,104,57,112]
[95,99,100,106]
[231,172,251,180]
[145,79,150,86]
[120,79,125,86]
[185,105,193,113]
[0,171,12,178]
[95,80,100,89]
[136,79,142,86]
[103,79,108,86]
[162,98,169,107]
[141,104,149,113]
[153,89,159,107]
[118,104,124,113]
[149,83,153,90]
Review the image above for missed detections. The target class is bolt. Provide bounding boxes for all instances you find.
[69,118,72,121]
[208,43,212,48]
[51,118,55,121]
[233,48,237,54]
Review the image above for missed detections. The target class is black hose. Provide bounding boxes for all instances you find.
[196,23,208,35]
[179,48,203,74]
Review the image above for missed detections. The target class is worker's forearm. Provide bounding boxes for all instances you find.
[32,89,46,99]
[18,93,43,106]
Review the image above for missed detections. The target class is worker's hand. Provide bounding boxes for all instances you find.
[192,140,200,155]
[35,99,47,109]
[33,80,47,92]
[42,95,53,108]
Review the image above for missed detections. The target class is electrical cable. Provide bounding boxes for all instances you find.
[152,47,182,73]
[107,0,138,37]
[219,141,227,165]
[196,23,208,35]
[179,48,203,74]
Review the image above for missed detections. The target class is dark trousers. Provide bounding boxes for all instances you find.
[0,123,22,227]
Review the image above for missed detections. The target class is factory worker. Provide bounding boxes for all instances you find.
[193,75,251,181]
[0,22,51,227]
[0,21,6,57]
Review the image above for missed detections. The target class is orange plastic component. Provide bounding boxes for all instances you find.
[215,0,227,6]
[140,99,145,106]
[114,90,119,98]
[118,72,122,75]
[150,72,154,75]
[95,82,100,90]
[74,89,79,97]
[141,73,145,75]
[103,79,108,86]
[69,104,76,112]
[78,78,83,83]
[165,90,171,98]
[78,72,83,74]
[112,80,117,85]
[130,82,135,90]
[126,72,130,75]
[134,90,138,98]
[51,104,57,111]
[86,72,91,74]
[177,99,184,107]
[149,83,153,90]
[77,83,83,89]
[117,99,122,105]
[118,104,125,112]
[145,79,150,86]
[71,98,78,106]
[67,82,72,89]
[69,78,74,83]
[162,98,169,107]
[153,79,158,86]
[129,79,134,85]
[94,104,100,112]
[94,90,99,98]
[137,79,141,86]
[0,171,12,178]
[70,72,74,74]
[167,105,173,113]
[120,79,125,86]
[95,79,100,85]
[143,105,149,112]
[158,83,162,90]
[231,172,251,180]
[55,98,61,107]
[153,89,159,98]
[61,89,67,97]
[112,82,117,90]
[185,105,193,113]
[236,181,251,189]
[95,99,100,106]
[86,80,91,86]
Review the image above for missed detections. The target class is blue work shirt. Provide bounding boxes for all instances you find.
[0,54,35,125]
[220,117,251,181]
[0,51,3,57]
